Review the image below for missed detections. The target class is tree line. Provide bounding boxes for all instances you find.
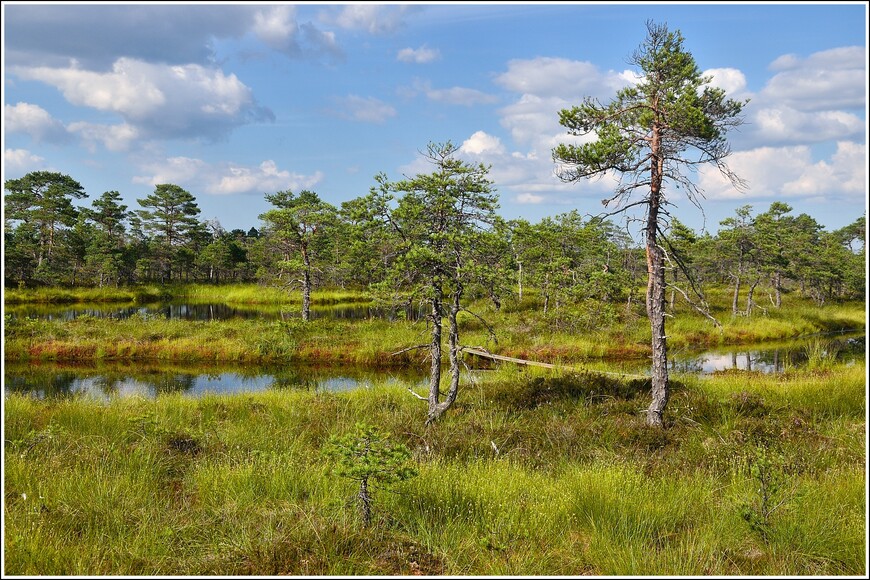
[4,167,864,311]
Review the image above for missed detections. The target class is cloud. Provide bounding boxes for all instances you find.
[516,193,545,204]
[460,131,505,156]
[211,160,324,195]
[497,94,573,146]
[3,4,252,69]
[252,5,298,52]
[494,57,629,100]
[3,4,343,69]
[761,46,865,112]
[323,5,417,34]
[67,122,141,152]
[408,79,498,106]
[132,156,209,187]
[3,102,71,143]
[12,58,274,141]
[397,45,440,64]
[704,68,750,101]
[4,148,47,173]
[133,157,323,196]
[331,95,397,123]
[724,45,867,150]
[751,107,863,144]
[698,141,866,202]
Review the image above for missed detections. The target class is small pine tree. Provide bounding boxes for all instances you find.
[324,422,417,527]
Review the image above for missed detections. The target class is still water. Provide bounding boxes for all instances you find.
[4,302,428,322]
[4,334,863,400]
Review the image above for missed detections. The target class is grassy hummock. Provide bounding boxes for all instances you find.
[4,362,865,576]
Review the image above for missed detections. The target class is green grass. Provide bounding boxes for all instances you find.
[4,362,866,575]
[2,283,371,306]
[4,284,864,365]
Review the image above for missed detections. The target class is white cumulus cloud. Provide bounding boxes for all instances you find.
[67,122,140,152]
[252,5,297,51]
[704,68,750,101]
[4,148,46,173]
[12,58,273,140]
[133,157,323,196]
[761,46,865,111]
[211,160,324,195]
[698,141,866,202]
[495,57,629,100]
[4,102,71,143]
[516,193,545,204]
[460,131,505,156]
[133,156,208,187]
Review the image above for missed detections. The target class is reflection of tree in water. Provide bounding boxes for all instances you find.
[4,371,82,398]
[668,358,704,374]
[145,373,197,395]
[269,367,318,391]
[11,301,431,322]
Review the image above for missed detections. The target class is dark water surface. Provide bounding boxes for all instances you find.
[4,301,428,322]
[4,333,863,400]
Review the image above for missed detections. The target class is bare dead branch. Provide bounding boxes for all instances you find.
[406,387,428,401]
[390,344,429,356]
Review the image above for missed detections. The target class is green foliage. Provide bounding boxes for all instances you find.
[740,444,790,540]
[325,422,417,485]
[324,422,417,526]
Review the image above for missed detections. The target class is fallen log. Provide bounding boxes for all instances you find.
[459,346,647,379]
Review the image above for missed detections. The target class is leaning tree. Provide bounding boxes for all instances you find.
[389,142,501,424]
[552,20,747,427]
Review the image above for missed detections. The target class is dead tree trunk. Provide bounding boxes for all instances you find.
[731,273,742,316]
[301,246,311,322]
[427,286,461,424]
[426,284,443,424]
[746,277,760,317]
[645,126,669,428]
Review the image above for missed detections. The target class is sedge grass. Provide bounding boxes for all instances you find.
[4,360,865,576]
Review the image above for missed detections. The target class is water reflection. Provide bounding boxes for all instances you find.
[668,334,865,374]
[5,302,428,322]
[4,361,428,400]
[4,335,864,400]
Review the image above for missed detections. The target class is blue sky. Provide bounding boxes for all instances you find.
[3,2,867,238]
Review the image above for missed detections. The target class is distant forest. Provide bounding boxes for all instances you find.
[4,169,865,311]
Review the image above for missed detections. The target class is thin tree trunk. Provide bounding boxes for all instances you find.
[301,246,311,322]
[428,288,462,424]
[518,261,523,300]
[732,274,741,315]
[645,125,669,428]
[446,290,461,403]
[774,271,782,308]
[359,477,372,527]
[426,284,443,424]
[746,278,760,317]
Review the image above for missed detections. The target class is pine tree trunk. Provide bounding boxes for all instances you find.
[732,274,741,315]
[646,219,669,427]
[645,126,669,428]
[774,271,782,308]
[518,261,523,301]
[746,278,760,317]
[301,247,311,322]
[428,289,462,424]
[426,285,443,424]
[359,477,372,527]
